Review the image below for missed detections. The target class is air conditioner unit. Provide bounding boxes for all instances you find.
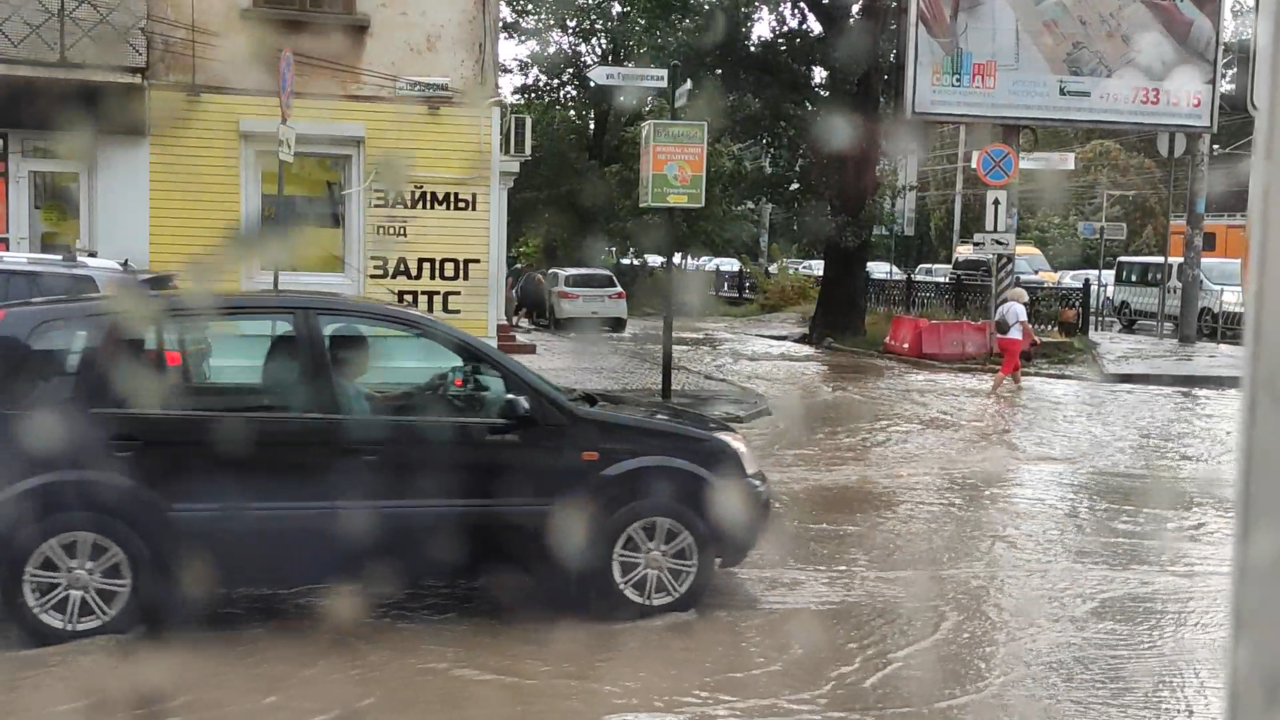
[504,114,532,158]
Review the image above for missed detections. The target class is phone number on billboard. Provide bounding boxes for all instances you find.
[1096,88,1205,109]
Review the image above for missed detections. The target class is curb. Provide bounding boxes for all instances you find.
[1087,338,1241,390]
[826,342,1096,382]
[1098,373,1241,389]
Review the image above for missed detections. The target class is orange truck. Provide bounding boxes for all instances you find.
[1168,213,1249,281]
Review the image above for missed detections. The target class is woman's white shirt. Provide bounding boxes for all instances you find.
[998,301,1028,340]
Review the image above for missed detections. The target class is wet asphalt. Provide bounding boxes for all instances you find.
[0,326,1238,719]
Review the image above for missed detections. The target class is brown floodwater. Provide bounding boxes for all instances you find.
[0,331,1238,719]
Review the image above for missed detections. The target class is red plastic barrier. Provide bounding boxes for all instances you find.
[883,315,929,358]
[920,320,994,362]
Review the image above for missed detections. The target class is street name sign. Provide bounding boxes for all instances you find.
[1019,152,1075,170]
[1103,222,1127,240]
[586,65,669,88]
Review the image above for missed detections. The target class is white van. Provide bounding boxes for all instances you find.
[1112,256,1244,337]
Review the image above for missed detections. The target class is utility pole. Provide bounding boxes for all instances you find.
[1177,134,1210,344]
[951,124,966,257]
[988,125,1019,320]
[275,49,295,292]
[1000,126,1019,237]
[660,60,681,401]
[757,200,772,264]
[1156,145,1178,339]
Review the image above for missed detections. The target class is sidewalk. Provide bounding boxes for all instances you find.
[1091,330,1243,389]
[512,328,771,423]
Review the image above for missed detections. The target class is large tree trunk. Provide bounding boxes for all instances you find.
[809,236,870,344]
[804,0,892,344]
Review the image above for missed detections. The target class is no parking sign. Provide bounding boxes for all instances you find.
[975,143,1017,187]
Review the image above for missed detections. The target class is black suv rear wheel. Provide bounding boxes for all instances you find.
[2,513,155,646]
[591,499,715,617]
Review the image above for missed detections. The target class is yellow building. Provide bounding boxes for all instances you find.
[147,90,498,338]
[140,0,509,340]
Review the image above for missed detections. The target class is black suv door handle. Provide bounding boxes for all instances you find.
[109,436,143,457]
[354,444,382,460]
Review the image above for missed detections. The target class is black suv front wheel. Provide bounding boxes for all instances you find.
[2,513,155,646]
[593,499,715,617]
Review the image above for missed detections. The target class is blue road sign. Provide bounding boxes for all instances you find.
[976,143,1017,187]
[279,48,294,121]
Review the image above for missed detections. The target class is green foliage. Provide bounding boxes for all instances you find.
[757,267,818,313]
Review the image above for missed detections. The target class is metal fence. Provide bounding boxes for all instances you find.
[1107,283,1245,342]
[711,268,756,300]
[0,0,146,68]
[611,263,757,302]
[867,278,1092,335]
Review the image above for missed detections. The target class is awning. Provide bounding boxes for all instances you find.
[0,73,146,135]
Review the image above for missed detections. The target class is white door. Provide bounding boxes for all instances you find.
[13,158,89,255]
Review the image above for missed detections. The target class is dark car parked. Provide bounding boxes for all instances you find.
[0,292,769,646]
[0,252,177,304]
[947,254,1047,286]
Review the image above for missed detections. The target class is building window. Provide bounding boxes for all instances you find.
[254,0,356,14]
[242,139,363,294]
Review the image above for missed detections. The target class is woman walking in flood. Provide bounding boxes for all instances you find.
[991,287,1040,394]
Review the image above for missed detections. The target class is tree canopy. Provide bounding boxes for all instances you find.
[503,0,1255,341]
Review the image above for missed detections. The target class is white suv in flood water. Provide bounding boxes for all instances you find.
[545,267,628,332]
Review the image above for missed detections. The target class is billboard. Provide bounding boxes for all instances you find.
[639,120,708,209]
[905,0,1224,130]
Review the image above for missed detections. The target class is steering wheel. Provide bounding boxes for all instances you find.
[425,364,488,414]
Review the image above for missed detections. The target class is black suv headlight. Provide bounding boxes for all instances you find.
[714,431,760,476]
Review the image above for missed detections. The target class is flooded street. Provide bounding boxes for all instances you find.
[0,330,1238,720]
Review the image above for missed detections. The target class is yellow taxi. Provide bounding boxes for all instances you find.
[955,241,1058,284]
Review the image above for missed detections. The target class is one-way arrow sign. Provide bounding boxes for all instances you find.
[586,65,669,88]
[985,189,1008,233]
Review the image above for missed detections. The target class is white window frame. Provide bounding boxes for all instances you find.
[239,128,365,295]
[11,155,92,255]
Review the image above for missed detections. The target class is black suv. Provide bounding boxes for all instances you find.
[948,254,1046,286]
[0,292,769,645]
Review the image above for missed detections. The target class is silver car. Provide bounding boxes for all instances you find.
[1059,269,1114,312]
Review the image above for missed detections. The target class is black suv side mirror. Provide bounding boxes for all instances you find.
[499,394,533,423]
